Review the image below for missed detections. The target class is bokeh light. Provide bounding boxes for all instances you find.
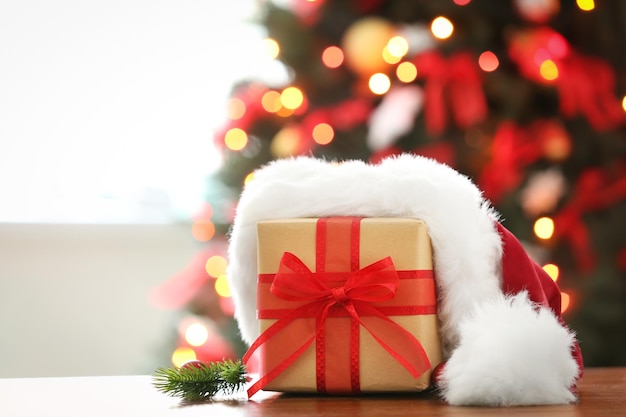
[224,127,248,151]
[261,90,282,113]
[431,16,454,40]
[276,106,295,118]
[396,61,418,83]
[171,347,197,368]
[271,126,301,157]
[280,86,305,110]
[244,172,255,186]
[478,51,499,72]
[561,292,571,313]
[205,255,228,278]
[322,46,344,68]
[185,322,209,347]
[534,216,555,240]
[542,263,560,281]
[621,95,626,112]
[385,36,409,61]
[453,0,471,5]
[576,0,595,11]
[341,16,396,76]
[382,46,402,64]
[191,220,215,242]
[226,98,245,120]
[539,59,559,81]
[312,123,334,145]
[262,37,280,59]
[369,73,391,95]
[215,275,231,298]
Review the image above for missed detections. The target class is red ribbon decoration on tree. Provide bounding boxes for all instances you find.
[412,50,488,136]
[508,27,625,131]
[556,53,625,131]
[479,119,573,204]
[553,166,626,272]
[479,122,544,204]
[244,219,432,398]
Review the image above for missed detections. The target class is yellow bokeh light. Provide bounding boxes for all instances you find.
[561,292,571,313]
[621,95,626,112]
[261,90,282,113]
[271,126,301,157]
[534,216,555,240]
[191,220,215,242]
[542,263,560,281]
[226,98,245,120]
[341,16,395,76]
[382,46,402,64]
[539,59,559,81]
[205,255,228,278]
[172,347,196,368]
[244,172,255,186]
[185,322,209,347]
[280,87,305,110]
[215,275,231,298]
[386,36,409,58]
[224,128,248,151]
[322,46,344,68]
[262,38,280,59]
[396,61,418,83]
[576,0,595,11]
[276,106,295,118]
[312,123,334,145]
[369,73,391,95]
[431,16,454,40]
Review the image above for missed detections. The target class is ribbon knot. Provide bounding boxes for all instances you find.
[331,287,347,304]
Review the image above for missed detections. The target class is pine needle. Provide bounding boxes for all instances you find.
[152,359,247,401]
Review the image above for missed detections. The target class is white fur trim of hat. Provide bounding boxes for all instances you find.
[226,154,583,406]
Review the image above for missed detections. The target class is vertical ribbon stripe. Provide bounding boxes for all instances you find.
[316,217,362,393]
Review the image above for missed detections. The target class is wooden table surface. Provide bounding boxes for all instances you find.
[1,367,624,416]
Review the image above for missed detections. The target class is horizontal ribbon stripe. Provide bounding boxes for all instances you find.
[258,269,434,283]
[258,275,436,313]
[258,305,437,319]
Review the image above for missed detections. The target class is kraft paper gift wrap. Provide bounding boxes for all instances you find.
[244,217,442,395]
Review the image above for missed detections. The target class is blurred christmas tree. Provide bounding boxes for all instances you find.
[154,0,626,368]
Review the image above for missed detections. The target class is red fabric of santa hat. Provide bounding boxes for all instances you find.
[433,222,583,405]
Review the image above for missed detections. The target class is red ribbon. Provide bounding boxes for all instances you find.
[413,50,487,136]
[244,219,432,397]
[553,166,626,272]
[556,53,625,131]
[478,119,575,204]
[478,122,547,203]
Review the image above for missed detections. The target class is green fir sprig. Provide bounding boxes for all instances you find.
[152,359,247,401]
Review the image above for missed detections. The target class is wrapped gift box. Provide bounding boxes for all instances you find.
[248,217,442,394]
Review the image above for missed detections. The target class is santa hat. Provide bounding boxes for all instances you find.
[226,154,583,406]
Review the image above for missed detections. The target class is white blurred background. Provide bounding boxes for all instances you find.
[0,0,269,377]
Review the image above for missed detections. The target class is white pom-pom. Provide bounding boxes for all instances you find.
[440,292,579,406]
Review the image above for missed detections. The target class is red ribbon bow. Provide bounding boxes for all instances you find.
[413,50,487,136]
[553,166,626,272]
[243,252,431,397]
[556,53,625,131]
